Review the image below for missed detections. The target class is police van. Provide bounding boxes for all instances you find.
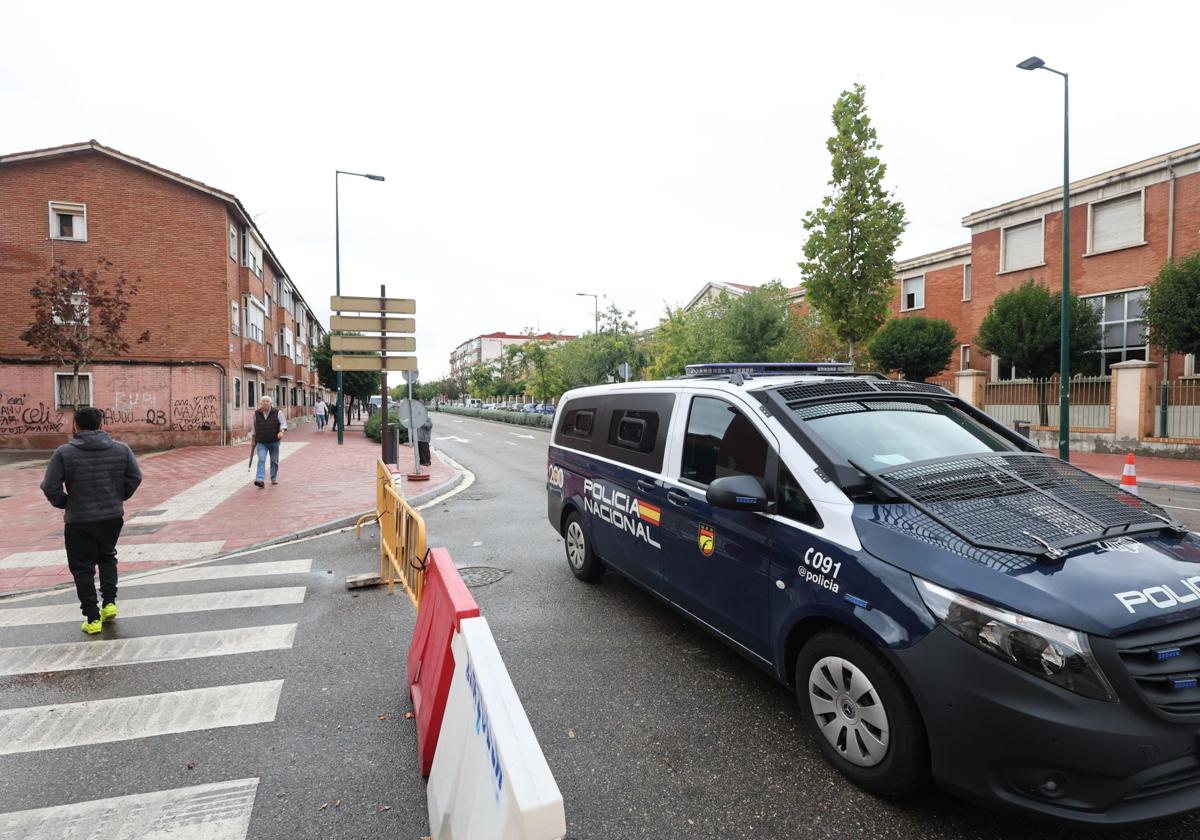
[545,362,1200,825]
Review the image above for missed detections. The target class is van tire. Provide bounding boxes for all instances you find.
[563,512,604,582]
[796,630,928,796]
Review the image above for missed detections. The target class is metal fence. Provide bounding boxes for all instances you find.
[1155,378,1200,439]
[359,459,428,606]
[983,376,1112,430]
[927,376,956,393]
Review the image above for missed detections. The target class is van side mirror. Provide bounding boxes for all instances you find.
[706,475,772,513]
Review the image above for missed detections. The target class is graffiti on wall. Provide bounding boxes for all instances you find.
[171,395,219,430]
[0,390,65,436]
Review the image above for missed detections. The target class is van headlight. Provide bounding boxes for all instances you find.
[914,578,1116,702]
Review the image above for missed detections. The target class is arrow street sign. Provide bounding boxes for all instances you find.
[329,315,415,333]
[330,296,416,314]
[331,335,416,353]
[332,354,418,372]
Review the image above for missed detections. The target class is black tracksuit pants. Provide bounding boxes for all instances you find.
[64,517,123,621]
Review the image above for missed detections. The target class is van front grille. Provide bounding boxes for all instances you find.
[1116,618,1200,717]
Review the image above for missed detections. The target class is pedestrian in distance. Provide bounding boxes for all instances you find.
[416,414,433,467]
[314,397,327,431]
[252,395,287,488]
[40,406,142,635]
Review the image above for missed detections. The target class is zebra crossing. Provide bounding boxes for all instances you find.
[0,556,315,839]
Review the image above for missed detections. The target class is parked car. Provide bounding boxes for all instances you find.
[545,361,1200,826]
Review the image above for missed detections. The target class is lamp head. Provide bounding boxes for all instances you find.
[365,174,386,181]
[1017,56,1045,71]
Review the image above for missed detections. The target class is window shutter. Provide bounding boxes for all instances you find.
[1003,221,1043,271]
[1091,193,1142,252]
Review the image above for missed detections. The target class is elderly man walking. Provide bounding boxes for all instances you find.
[252,395,287,488]
[41,407,142,635]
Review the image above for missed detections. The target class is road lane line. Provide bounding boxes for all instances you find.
[0,777,259,840]
[120,559,313,588]
[0,587,306,628]
[0,680,283,756]
[505,441,518,446]
[1,542,226,570]
[1161,503,1200,513]
[0,624,297,677]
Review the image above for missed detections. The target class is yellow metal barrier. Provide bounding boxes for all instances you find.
[357,459,428,606]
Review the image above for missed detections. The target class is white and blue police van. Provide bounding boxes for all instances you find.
[545,362,1200,826]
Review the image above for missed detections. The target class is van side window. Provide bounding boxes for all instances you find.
[681,397,768,487]
[777,465,822,527]
[560,408,595,439]
[608,409,659,454]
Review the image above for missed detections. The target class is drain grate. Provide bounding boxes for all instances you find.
[457,566,508,588]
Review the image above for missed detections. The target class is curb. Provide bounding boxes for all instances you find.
[0,460,467,601]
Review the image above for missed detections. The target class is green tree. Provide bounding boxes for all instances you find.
[1145,251,1200,358]
[799,84,907,365]
[869,316,957,382]
[311,332,382,419]
[21,258,150,408]
[511,335,562,402]
[975,278,1102,424]
[556,304,645,389]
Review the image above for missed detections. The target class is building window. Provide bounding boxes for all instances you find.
[960,344,971,371]
[53,291,89,326]
[233,377,242,409]
[900,275,925,311]
[962,263,972,301]
[1000,218,1044,273]
[55,373,93,409]
[243,231,264,278]
[1088,191,1144,255]
[229,224,238,260]
[243,296,265,343]
[230,300,240,336]
[266,344,273,369]
[1086,289,1148,373]
[49,201,87,241]
[247,379,256,406]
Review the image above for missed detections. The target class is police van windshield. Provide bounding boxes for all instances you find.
[802,400,1008,469]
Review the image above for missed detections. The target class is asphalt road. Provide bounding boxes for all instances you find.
[424,412,1200,840]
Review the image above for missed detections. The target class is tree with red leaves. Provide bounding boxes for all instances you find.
[20,258,150,410]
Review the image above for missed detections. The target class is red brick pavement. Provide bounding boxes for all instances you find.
[1046,450,1200,488]
[0,420,458,595]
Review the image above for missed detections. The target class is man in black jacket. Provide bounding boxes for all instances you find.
[40,406,143,634]
[251,395,287,488]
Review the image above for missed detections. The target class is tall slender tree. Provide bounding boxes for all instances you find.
[799,84,907,365]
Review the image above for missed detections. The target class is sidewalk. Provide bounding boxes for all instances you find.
[1051,449,1200,488]
[0,421,460,596]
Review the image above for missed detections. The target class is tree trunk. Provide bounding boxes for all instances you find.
[847,340,855,368]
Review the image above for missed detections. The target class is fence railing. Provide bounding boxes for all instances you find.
[982,376,1112,430]
[373,459,428,606]
[1155,378,1200,439]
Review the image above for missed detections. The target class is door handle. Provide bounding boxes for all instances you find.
[666,489,690,507]
[636,479,656,493]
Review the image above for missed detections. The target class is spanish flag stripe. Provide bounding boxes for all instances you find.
[637,500,661,524]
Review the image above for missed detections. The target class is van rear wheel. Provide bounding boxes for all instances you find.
[564,512,604,582]
[796,629,928,796]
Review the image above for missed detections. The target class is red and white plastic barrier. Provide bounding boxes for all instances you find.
[426,616,566,840]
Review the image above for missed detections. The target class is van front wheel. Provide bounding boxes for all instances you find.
[796,630,928,796]
[564,512,604,582]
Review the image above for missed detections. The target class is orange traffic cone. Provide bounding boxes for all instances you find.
[1120,452,1139,497]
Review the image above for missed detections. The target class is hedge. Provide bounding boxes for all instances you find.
[436,405,553,429]
[363,412,411,443]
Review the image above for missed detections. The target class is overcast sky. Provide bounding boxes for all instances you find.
[4,1,1199,380]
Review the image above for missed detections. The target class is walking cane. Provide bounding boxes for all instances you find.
[247,437,255,471]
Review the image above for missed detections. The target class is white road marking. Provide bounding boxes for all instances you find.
[120,559,313,588]
[472,541,482,547]
[510,432,535,439]
[0,777,259,840]
[132,442,306,524]
[0,587,306,629]
[1,542,226,570]
[505,441,518,446]
[0,624,297,677]
[415,450,475,512]
[0,680,283,756]
[436,435,469,443]
[1162,503,1200,513]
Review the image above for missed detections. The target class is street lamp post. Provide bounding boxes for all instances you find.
[1018,56,1071,461]
[334,169,385,445]
[576,292,599,334]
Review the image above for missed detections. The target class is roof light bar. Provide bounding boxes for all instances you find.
[684,362,853,377]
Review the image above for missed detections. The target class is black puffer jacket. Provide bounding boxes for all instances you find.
[41,431,143,523]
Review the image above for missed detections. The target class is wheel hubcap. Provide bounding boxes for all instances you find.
[566,522,585,570]
[808,655,889,768]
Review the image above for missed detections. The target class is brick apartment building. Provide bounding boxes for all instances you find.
[893,142,1200,382]
[449,331,576,378]
[0,140,330,450]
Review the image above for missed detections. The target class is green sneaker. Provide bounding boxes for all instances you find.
[100,602,118,621]
[81,617,103,635]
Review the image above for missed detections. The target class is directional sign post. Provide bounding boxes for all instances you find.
[329,289,418,455]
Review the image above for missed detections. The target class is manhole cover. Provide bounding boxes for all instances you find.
[457,566,508,588]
